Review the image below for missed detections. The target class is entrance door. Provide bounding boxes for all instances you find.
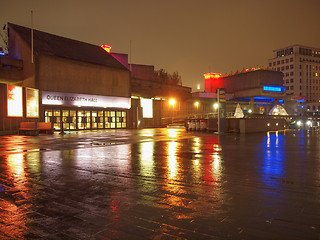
[85,111,91,129]
[98,111,104,129]
[92,111,97,129]
[62,110,70,130]
[78,110,85,130]
[70,110,77,130]
[53,110,61,130]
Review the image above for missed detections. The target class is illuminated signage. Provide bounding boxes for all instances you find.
[42,91,131,109]
[101,44,112,53]
[26,88,39,118]
[141,98,153,118]
[7,85,23,117]
[263,86,285,92]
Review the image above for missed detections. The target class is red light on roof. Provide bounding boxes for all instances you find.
[204,72,221,79]
[101,44,112,53]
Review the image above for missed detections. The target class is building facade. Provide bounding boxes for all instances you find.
[0,23,131,134]
[0,23,192,135]
[268,44,320,112]
[200,68,286,116]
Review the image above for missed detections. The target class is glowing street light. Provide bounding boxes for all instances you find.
[169,99,175,107]
[169,99,175,123]
[213,103,219,110]
[194,101,199,114]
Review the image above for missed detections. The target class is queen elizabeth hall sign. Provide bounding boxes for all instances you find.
[42,91,131,109]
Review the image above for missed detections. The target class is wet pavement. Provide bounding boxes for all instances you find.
[0,128,319,240]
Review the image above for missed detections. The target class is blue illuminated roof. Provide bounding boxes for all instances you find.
[263,86,285,92]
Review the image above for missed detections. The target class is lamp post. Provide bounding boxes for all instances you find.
[169,99,175,124]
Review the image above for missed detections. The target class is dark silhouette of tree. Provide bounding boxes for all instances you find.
[154,69,182,85]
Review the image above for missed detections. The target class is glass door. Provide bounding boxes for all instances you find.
[92,111,97,129]
[110,111,116,128]
[70,110,77,130]
[45,109,53,123]
[105,111,111,129]
[78,110,85,130]
[62,110,70,130]
[53,110,61,130]
[98,111,104,129]
[85,111,91,129]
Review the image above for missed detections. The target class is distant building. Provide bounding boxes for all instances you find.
[197,68,286,116]
[268,44,320,113]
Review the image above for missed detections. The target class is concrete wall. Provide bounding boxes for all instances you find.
[206,70,283,94]
[240,118,289,133]
[37,54,130,97]
[8,27,36,88]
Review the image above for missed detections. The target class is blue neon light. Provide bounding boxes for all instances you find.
[0,52,5,56]
[263,86,285,92]
[279,100,284,104]
[254,97,274,101]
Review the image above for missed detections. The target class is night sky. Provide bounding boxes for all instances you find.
[2,0,320,91]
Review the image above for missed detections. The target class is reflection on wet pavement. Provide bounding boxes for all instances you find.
[0,129,319,239]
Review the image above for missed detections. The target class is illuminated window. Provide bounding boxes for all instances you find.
[7,85,23,117]
[141,98,153,118]
[26,88,39,118]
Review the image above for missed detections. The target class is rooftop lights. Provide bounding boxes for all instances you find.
[204,73,221,79]
[101,44,112,53]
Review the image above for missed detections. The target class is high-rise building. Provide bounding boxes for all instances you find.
[268,44,320,112]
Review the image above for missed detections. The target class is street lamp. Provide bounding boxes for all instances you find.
[213,102,219,117]
[169,99,175,123]
[195,101,199,115]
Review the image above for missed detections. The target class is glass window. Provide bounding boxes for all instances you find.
[45,109,53,123]
[78,110,85,129]
[98,111,104,129]
[92,111,97,129]
[53,110,61,130]
[85,111,91,129]
[62,110,70,130]
[70,110,76,130]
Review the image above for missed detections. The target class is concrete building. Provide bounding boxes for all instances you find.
[0,23,191,135]
[191,68,286,117]
[111,52,191,128]
[1,23,131,134]
[268,44,320,113]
